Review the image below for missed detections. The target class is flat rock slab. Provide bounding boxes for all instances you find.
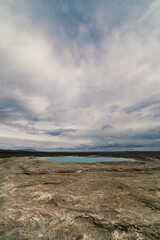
[0,157,160,240]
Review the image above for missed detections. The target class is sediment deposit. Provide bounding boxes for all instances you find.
[0,157,160,239]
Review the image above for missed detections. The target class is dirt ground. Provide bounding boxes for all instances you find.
[0,156,160,239]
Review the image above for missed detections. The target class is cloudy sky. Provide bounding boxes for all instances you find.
[0,0,160,151]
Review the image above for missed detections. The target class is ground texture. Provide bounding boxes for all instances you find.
[0,156,160,240]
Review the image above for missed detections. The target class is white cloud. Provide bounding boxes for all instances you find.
[0,0,160,150]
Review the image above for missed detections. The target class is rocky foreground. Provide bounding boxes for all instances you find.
[0,157,160,240]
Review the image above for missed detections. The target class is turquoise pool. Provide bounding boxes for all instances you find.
[39,157,133,162]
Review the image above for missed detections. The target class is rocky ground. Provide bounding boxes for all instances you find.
[0,156,160,240]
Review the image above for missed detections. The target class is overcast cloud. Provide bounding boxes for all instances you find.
[0,0,160,151]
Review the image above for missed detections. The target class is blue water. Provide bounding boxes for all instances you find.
[40,157,133,162]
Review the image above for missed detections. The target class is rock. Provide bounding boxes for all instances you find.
[0,156,160,239]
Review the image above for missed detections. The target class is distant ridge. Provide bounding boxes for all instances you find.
[0,149,159,160]
[19,148,37,152]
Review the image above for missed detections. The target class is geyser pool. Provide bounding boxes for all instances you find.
[39,157,133,162]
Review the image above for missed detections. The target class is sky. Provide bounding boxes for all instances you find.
[0,0,160,151]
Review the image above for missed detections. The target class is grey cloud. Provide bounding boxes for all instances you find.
[0,136,57,151]
[45,128,76,136]
[109,105,119,113]
[85,127,160,151]
[150,112,160,119]
[118,126,160,143]
[72,140,160,152]
[0,95,39,123]
[124,97,160,114]
[0,97,30,121]
[101,124,113,130]
[74,87,116,109]
[132,127,160,140]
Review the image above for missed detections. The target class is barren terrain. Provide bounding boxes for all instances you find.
[0,155,160,239]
